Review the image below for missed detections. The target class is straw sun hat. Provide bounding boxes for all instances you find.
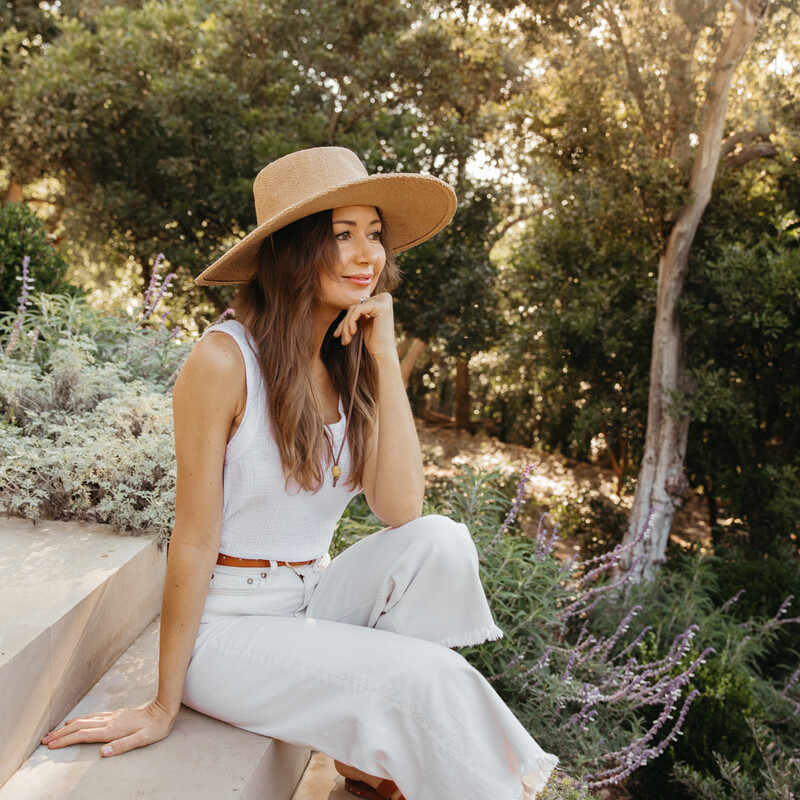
[195,146,457,286]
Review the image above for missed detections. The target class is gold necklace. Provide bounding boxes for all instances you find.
[312,340,363,487]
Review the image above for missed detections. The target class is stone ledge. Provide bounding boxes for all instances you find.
[1,619,311,800]
[0,518,166,786]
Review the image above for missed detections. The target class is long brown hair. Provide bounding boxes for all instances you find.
[235,209,400,491]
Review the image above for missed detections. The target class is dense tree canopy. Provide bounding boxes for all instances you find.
[2,0,798,556]
[1,0,518,328]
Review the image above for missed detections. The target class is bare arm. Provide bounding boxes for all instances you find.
[335,293,424,526]
[42,332,245,756]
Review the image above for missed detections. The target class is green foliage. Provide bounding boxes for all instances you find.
[1,340,176,541]
[395,182,507,359]
[2,0,520,330]
[0,274,191,540]
[419,468,715,787]
[609,552,800,800]
[709,548,800,684]
[674,720,800,800]
[506,169,659,459]
[0,203,71,313]
[548,486,628,560]
[536,768,594,800]
[0,291,192,383]
[630,653,761,800]
[683,172,800,550]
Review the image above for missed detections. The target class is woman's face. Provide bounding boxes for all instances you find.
[319,205,385,313]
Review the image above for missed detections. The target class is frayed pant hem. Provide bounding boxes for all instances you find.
[521,754,559,799]
[438,624,504,649]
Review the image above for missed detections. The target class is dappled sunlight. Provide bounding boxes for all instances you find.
[418,420,713,557]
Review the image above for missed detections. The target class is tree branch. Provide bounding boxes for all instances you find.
[729,0,770,25]
[489,204,550,247]
[721,127,772,156]
[723,141,779,168]
[600,1,651,134]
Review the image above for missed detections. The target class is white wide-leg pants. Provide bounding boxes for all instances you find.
[182,515,558,800]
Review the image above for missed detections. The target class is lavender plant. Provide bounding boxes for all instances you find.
[0,256,188,539]
[435,466,800,798]
[3,255,34,357]
[0,255,191,385]
[430,467,709,791]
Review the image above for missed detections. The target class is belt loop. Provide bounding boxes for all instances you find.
[268,559,278,579]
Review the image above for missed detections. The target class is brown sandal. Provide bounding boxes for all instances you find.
[344,777,406,800]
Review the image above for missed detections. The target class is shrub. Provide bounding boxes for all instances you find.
[372,467,798,798]
[417,467,712,792]
[611,551,800,800]
[1,339,176,542]
[709,546,800,682]
[673,719,800,800]
[0,202,71,313]
[548,485,628,560]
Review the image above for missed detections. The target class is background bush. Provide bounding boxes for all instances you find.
[1,338,178,542]
[0,203,72,312]
[1,278,191,541]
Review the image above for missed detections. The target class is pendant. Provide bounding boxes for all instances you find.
[332,464,342,487]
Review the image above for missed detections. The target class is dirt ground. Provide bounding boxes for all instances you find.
[417,419,713,556]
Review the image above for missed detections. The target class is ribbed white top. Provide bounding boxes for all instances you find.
[202,320,360,560]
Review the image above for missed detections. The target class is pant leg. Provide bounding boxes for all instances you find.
[183,516,558,800]
[183,613,556,800]
[306,514,504,646]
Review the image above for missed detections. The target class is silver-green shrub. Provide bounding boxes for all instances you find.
[1,338,176,542]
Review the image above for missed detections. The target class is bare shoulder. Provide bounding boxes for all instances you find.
[173,332,246,415]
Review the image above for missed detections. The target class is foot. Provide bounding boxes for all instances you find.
[334,761,404,800]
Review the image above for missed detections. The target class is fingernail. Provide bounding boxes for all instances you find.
[101,745,113,757]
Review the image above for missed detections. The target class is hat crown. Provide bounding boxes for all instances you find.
[253,147,369,225]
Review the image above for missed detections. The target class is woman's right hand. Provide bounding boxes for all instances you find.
[41,699,176,757]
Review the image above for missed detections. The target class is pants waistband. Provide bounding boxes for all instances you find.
[216,553,319,569]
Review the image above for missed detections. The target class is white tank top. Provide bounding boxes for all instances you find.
[201,320,361,560]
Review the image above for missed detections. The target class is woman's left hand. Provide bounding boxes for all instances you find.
[334,293,397,360]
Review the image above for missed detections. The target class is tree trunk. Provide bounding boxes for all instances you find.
[622,2,770,581]
[455,359,473,432]
[400,338,427,387]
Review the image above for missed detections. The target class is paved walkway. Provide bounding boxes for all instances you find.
[291,753,351,800]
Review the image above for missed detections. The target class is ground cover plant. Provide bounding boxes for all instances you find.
[1,258,193,541]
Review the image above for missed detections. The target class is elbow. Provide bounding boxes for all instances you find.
[378,499,424,529]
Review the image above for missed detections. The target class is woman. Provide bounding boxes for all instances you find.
[42,147,557,800]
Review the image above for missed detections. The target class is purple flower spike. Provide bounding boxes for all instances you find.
[4,257,35,357]
[498,464,535,538]
[214,308,235,325]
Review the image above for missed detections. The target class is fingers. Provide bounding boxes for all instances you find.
[334,293,391,346]
[101,729,152,758]
[45,725,116,749]
[42,714,115,747]
[334,305,371,345]
[63,711,114,725]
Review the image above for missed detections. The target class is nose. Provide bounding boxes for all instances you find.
[354,233,375,264]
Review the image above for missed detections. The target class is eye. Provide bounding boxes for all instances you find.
[335,231,351,240]
[368,229,382,241]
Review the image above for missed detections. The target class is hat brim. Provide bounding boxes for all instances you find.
[195,173,456,286]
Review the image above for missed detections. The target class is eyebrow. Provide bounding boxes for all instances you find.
[332,218,382,226]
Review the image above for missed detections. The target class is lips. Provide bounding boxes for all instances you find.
[344,275,373,287]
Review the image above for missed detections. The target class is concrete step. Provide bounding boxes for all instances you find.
[0,517,166,787]
[0,619,311,800]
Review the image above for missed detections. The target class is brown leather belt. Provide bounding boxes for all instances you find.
[216,552,318,568]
